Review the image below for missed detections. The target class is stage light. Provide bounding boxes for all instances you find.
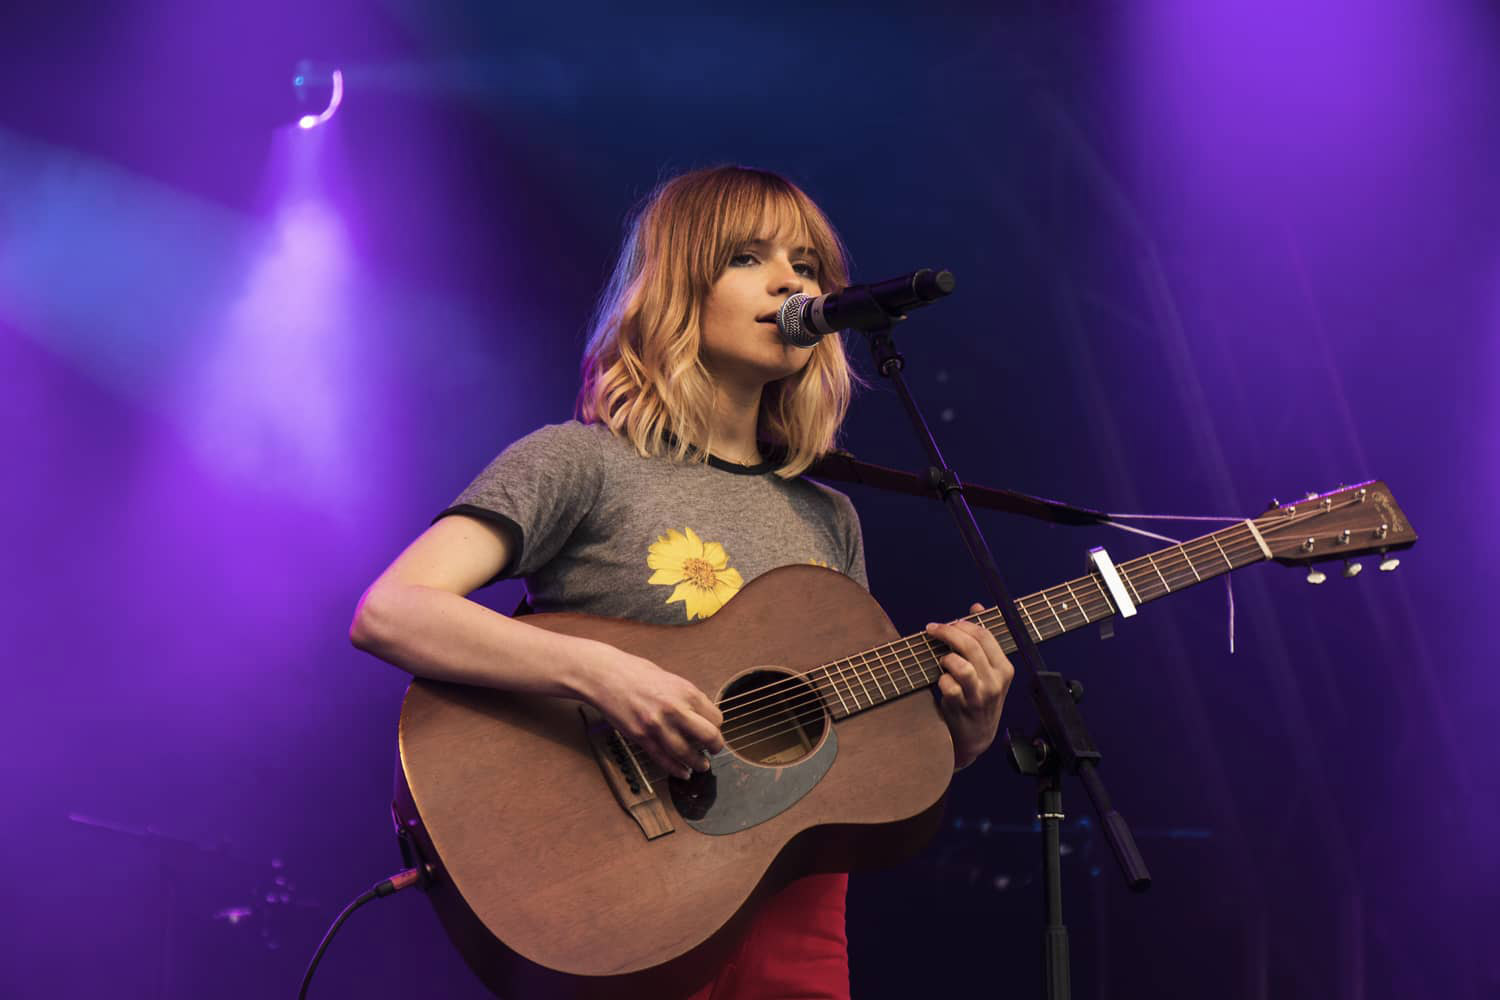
[291,60,343,130]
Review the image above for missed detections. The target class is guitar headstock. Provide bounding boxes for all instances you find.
[1254,481,1416,571]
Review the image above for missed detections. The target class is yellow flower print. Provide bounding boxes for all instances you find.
[647,527,744,621]
[807,559,831,569]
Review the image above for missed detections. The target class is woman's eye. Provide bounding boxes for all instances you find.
[728,252,816,279]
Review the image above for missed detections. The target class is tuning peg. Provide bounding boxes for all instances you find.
[1304,491,1319,500]
[1266,497,1280,511]
[1306,567,1328,585]
[1342,560,1363,578]
[1379,556,1400,572]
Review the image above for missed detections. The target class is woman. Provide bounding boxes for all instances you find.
[350,164,1014,999]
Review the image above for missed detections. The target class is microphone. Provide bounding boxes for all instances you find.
[776,268,955,346]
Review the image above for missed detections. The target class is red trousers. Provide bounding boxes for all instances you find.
[685,873,850,1000]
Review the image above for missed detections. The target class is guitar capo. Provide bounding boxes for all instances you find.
[1088,546,1136,640]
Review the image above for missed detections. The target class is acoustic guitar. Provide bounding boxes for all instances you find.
[391,481,1415,998]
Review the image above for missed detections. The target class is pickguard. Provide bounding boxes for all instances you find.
[669,729,838,835]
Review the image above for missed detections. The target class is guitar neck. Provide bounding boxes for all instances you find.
[807,519,1270,720]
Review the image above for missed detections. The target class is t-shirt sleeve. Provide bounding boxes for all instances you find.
[436,421,604,581]
[833,490,868,591]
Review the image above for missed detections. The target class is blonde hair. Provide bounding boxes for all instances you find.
[576,165,859,479]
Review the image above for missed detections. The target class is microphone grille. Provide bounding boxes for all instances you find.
[777,294,820,348]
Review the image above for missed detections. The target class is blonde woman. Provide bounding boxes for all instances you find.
[351,165,1014,999]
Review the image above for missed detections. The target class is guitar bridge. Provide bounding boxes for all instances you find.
[579,706,675,840]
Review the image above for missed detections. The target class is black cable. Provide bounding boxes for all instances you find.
[298,867,423,999]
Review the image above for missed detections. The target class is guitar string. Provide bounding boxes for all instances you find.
[646,569,1191,772]
[644,507,1326,766]
[627,559,1192,775]
[753,513,1375,767]
[628,543,1275,779]
[704,495,1364,722]
[703,516,1270,722]
[705,521,1255,719]
[635,508,1329,771]
[623,499,1373,777]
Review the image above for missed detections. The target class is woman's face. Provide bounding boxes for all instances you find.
[698,225,824,392]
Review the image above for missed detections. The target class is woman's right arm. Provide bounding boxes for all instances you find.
[349,515,722,779]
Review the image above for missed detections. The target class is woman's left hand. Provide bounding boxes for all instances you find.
[926,603,1016,769]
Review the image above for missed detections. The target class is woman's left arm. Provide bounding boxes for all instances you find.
[926,603,1017,770]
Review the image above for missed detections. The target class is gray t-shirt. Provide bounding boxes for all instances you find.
[440,420,867,625]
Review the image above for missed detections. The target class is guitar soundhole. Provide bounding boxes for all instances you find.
[719,669,827,766]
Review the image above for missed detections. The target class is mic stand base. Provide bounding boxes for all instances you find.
[1010,724,1073,1000]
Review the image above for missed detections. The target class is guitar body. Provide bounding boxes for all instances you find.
[395,565,954,998]
[390,479,1419,996]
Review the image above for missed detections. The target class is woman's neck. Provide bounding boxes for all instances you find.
[706,379,764,465]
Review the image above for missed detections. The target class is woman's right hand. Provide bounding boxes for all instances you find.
[576,642,725,781]
[352,516,723,777]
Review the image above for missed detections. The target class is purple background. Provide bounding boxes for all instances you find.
[3,3,1494,997]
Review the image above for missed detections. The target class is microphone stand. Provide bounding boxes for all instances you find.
[841,292,1151,1000]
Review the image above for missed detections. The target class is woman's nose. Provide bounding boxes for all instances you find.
[770,262,804,295]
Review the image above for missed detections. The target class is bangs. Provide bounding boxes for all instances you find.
[698,176,848,292]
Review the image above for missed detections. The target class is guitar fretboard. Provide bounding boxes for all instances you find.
[806,519,1270,720]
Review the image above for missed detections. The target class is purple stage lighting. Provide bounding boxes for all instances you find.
[292,61,343,130]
